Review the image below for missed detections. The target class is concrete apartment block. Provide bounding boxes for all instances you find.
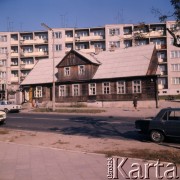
[0,21,179,103]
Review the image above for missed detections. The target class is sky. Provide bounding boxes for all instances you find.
[0,0,174,32]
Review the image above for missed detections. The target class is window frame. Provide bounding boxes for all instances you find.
[34,86,42,98]
[132,80,142,93]
[72,84,80,96]
[102,82,111,94]
[64,67,70,76]
[89,83,96,95]
[117,81,126,94]
[59,85,66,97]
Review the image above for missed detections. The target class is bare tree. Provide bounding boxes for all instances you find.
[152,0,180,47]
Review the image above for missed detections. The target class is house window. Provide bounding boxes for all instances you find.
[117,81,126,94]
[22,35,33,40]
[55,44,62,51]
[72,84,80,96]
[89,83,96,95]
[54,32,62,39]
[78,65,85,75]
[171,77,180,85]
[102,82,110,94]
[34,86,42,98]
[59,85,66,96]
[133,80,142,93]
[64,67,70,76]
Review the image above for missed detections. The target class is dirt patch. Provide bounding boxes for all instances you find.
[0,128,179,164]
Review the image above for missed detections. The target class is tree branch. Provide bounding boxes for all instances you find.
[166,28,180,47]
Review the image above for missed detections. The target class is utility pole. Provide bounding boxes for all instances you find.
[41,23,55,111]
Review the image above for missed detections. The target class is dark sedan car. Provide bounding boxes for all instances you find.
[135,108,180,143]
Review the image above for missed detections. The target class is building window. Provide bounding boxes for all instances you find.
[102,82,110,94]
[109,41,120,48]
[22,35,33,40]
[0,47,7,54]
[34,86,42,98]
[55,44,62,51]
[0,71,6,78]
[76,31,88,37]
[78,65,85,75]
[93,30,104,36]
[171,77,180,85]
[170,51,180,59]
[64,67,70,76]
[133,80,142,93]
[59,85,66,97]
[11,59,18,66]
[72,84,80,96]
[89,83,96,95]
[0,35,7,42]
[21,70,30,77]
[109,28,120,36]
[11,71,18,77]
[22,58,34,65]
[117,81,126,94]
[22,46,33,53]
[171,64,180,71]
[0,59,6,66]
[54,32,62,39]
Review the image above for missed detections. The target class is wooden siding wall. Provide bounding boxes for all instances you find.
[54,77,157,102]
[58,64,98,82]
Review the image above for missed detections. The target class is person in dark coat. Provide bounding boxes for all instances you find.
[133,96,138,109]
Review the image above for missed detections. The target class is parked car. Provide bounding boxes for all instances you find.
[0,100,21,113]
[135,108,180,143]
[0,110,6,124]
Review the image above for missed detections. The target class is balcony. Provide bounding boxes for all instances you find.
[65,37,74,42]
[158,58,167,63]
[158,84,168,90]
[34,38,48,44]
[11,77,19,82]
[11,52,19,57]
[20,39,34,45]
[20,64,34,70]
[160,71,167,76]
[11,39,18,45]
[75,35,105,42]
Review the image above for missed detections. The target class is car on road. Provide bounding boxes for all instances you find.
[0,110,6,124]
[135,108,180,143]
[0,100,21,113]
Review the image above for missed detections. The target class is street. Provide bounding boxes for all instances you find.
[3,112,142,140]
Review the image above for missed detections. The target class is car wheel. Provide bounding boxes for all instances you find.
[4,108,9,113]
[150,130,164,143]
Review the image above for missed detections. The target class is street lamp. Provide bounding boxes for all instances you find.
[41,23,55,111]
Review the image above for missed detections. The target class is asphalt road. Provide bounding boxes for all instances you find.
[2,112,143,140]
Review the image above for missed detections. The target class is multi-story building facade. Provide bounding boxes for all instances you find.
[0,21,179,103]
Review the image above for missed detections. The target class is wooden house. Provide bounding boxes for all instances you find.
[21,44,159,107]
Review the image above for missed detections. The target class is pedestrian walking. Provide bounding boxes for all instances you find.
[133,96,138,109]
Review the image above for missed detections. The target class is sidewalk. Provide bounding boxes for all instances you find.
[0,142,106,180]
[0,142,179,180]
